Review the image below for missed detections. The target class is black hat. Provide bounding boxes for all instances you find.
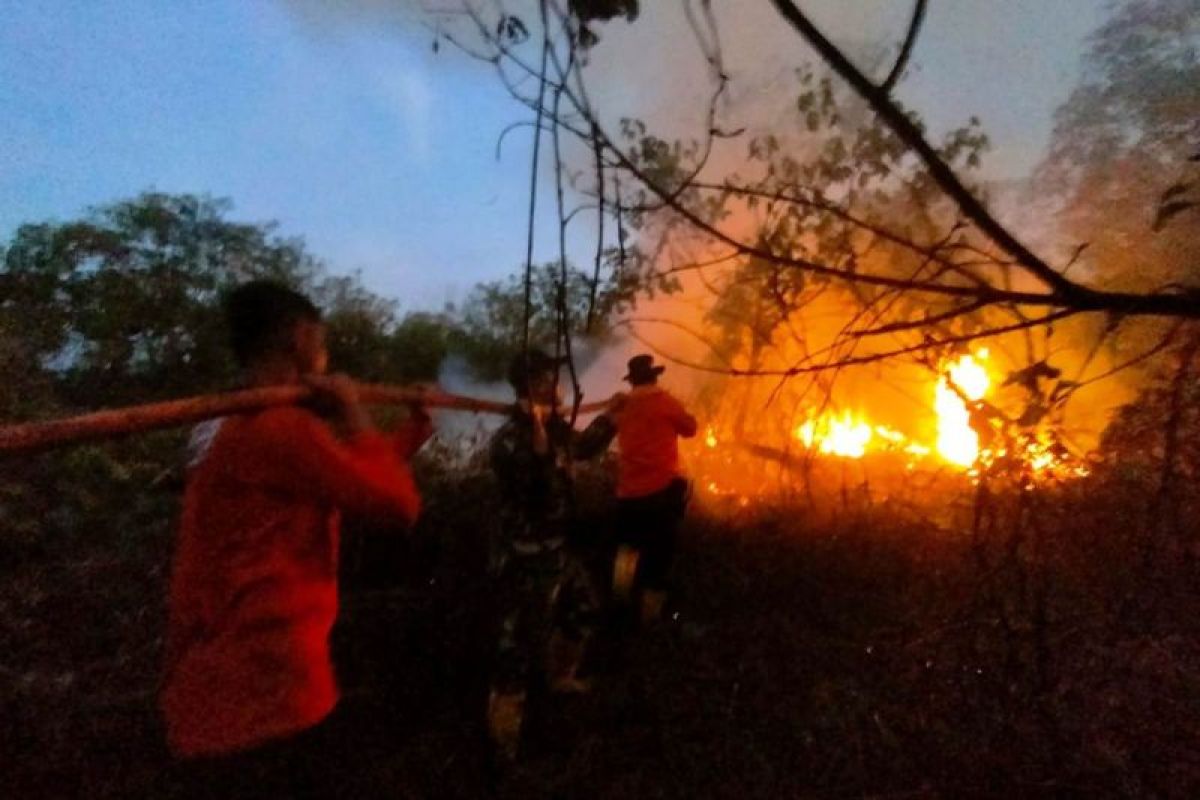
[507,348,566,396]
[623,353,665,384]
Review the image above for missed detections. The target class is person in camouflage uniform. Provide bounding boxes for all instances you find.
[487,349,618,760]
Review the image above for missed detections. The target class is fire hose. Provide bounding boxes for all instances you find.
[0,383,609,456]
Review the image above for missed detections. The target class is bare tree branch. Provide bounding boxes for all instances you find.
[851,299,992,338]
[682,180,994,289]
[585,124,606,332]
[520,26,551,356]
[881,0,928,93]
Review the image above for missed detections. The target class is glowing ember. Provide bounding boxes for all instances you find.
[705,426,718,448]
[1020,431,1091,479]
[935,351,990,467]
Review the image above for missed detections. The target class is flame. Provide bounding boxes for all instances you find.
[873,425,906,444]
[796,410,873,458]
[935,351,990,467]
[788,354,994,467]
[1020,431,1090,479]
[687,345,1087,507]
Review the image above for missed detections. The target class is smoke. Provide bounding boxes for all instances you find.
[278,0,1142,451]
[431,354,509,451]
[275,1,902,142]
[431,337,632,442]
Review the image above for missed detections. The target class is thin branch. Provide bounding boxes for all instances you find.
[549,35,585,420]
[881,0,928,93]
[520,30,551,356]
[769,228,970,392]
[455,6,1007,309]
[851,301,992,338]
[1072,323,1184,390]
[683,0,728,82]
[628,308,1080,378]
[683,180,993,289]
[614,170,628,276]
[615,316,736,368]
[585,123,606,332]
[451,0,1200,386]
[587,126,1066,305]
[496,119,553,160]
[548,0,729,213]
[655,247,744,276]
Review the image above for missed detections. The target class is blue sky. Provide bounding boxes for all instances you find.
[0,1,1108,311]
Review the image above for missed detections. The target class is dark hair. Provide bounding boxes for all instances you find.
[507,348,562,398]
[224,280,321,367]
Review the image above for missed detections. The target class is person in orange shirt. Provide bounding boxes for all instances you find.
[160,281,431,797]
[609,354,698,624]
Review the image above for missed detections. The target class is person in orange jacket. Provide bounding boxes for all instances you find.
[161,280,431,797]
[609,354,698,623]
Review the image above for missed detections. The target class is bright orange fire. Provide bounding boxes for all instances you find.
[783,353,992,469]
[935,351,991,467]
[686,347,1086,505]
[796,410,873,458]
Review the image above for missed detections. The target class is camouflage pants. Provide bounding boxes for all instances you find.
[491,545,599,694]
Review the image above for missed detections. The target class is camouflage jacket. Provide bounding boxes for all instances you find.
[489,407,616,552]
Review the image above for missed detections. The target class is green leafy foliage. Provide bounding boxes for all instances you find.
[0,193,326,411]
[0,195,395,569]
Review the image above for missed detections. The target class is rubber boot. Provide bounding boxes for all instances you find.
[487,689,525,761]
[641,590,666,625]
[612,545,640,602]
[547,632,592,694]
